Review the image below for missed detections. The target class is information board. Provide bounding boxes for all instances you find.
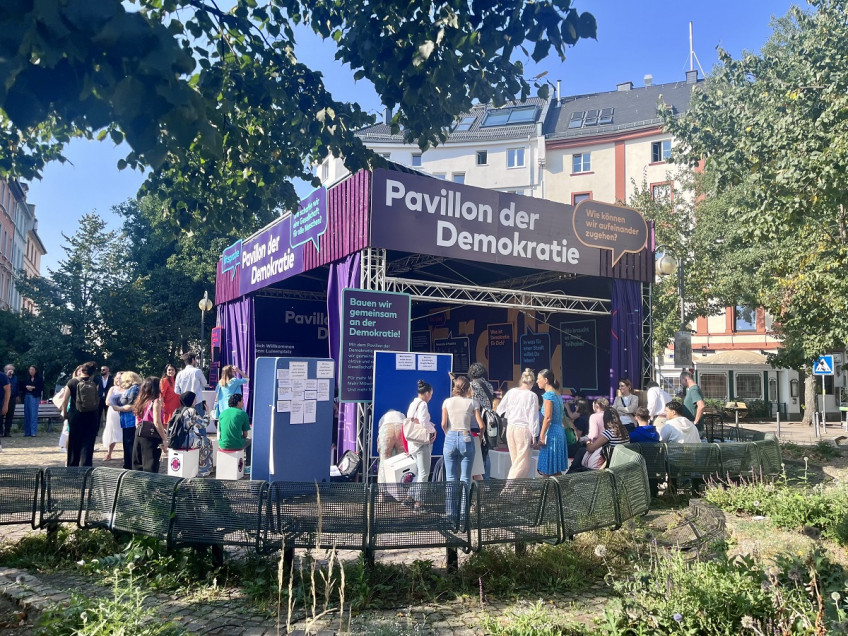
[560,319,599,392]
[433,334,470,374]
[519,329,551,371]
[371,351,453,461]
[340,289,411,402]
[251,356,335,482]
[487,323,514,381]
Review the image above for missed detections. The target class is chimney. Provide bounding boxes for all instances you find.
[556,80,562,103]
[643,74,653,87]
[384,107,392,124]
[685,69,699,84]
[617,81,633,92]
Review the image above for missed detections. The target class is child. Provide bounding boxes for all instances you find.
[629,406,660,443]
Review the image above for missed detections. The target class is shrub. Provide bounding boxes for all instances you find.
[597,548,848,635]
[745,399,771,419]
[704,479,848,545]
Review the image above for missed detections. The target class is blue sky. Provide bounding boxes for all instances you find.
[26,0,798,272]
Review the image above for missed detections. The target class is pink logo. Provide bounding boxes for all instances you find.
[171,457,181,471]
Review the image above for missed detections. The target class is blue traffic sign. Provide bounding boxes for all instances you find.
[813,355,834,376]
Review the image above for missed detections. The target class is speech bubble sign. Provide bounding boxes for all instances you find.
[572,200,648,266]
[290,187,328,251]
[221,239,242,279]
[519,329,551,370]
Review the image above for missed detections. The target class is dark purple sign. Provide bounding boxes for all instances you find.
[560,319,598,392]
[520,329,551,371]
[487,323,514,381]
[370,169,647,276]
[340,289,411,402]
[433,334,470,374]
[240,215,304,295]
[291,187,327,251]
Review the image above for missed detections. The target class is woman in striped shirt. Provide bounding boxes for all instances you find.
[581,407,629,470]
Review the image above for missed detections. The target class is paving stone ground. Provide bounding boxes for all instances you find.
[1,419,844,634]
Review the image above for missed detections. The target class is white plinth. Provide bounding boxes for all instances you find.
[168,448,199,478]
[487,448,542,479]
[217,449,245,480]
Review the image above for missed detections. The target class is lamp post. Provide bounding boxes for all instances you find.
[198,291,213,369]
[655,245,692,369]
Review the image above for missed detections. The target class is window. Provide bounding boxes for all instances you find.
[481,105,537,127]
[572,192,592,205]
[599,107,614,125]
[433,173,446,180]
[661,377,681,397]
[734,306,757,332]
[411,153,422,167]
[454,116,476,131]
[379,152,391,160]
[735,373,762,400]
[507,148,525,168]
[583,109,600,126]
[568,111,584,129]
[572,153,591,173]
[321,161,329,181]
[700,373,728,400]
[651,183,671,201]
[476,150,488,165]
[452,173,465,184]
[651,140,672,163]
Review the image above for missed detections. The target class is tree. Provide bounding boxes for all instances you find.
[663,0,848,421]
[16,214,127,383]
[1,0,597,230]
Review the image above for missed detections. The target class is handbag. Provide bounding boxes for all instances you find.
[137,403,161,441]
[402,399,432,446]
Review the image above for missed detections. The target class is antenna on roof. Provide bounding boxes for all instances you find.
[688,21,706,77]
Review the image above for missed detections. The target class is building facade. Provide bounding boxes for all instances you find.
[320,70,823,418]
[0,179,45,313]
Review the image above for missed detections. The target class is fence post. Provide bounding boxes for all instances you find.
[776,412,781,439]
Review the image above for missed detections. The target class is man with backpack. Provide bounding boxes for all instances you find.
[58,361,101,466]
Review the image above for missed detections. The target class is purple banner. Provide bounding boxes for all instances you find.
[487,323,514,381]
[370,169,647,276]
[240,215,304,294]
[339,289,410,402]
[291,187,327,251]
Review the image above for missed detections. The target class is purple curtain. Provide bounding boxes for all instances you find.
[219,296,256,413]
[610,279,643,394]
[327,253,361,456]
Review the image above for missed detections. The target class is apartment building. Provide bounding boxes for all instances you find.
[319,70,816,417]
[0,179,45,313]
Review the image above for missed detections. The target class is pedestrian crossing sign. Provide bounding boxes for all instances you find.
[813,355,834,376]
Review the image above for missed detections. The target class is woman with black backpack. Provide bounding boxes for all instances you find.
[57,361,101,467]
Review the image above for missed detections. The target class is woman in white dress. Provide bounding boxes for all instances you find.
[101,372,123,460]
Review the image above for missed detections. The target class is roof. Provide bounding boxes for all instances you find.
[355,97,549,145]
[545,78,702,141]
[697,351,769,366]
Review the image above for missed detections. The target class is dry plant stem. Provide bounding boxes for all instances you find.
[339,555,346,633]
[286,559,295,634]
[276,548,285,636]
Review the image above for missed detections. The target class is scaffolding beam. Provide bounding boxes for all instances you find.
[384,276,610,314]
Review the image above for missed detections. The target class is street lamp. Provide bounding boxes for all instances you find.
[655,245,692,368]
[198,291,213,369]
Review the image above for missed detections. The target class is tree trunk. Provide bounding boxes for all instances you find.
[802,373,816,426]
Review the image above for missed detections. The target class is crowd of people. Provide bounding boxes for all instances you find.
[0,353,251,476]
[395,367,710,504]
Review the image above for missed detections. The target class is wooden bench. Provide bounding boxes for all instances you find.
[12,402,64,432]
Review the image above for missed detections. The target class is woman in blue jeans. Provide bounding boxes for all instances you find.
[22,366,43,437]
[441,375,484,521]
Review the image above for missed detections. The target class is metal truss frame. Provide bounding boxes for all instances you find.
[383,276,610,315]
[642,282,654,386]
[255,287,326,302]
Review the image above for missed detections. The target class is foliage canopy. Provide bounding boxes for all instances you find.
[1,0,596,230]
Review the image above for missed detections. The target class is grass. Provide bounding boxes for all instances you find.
[781,440,843,462]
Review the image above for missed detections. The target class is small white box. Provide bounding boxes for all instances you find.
[210,438,220,466]
[168,448,199,478]
[378,453,417,501]
[487,448,542,479]
[217,449,245,480]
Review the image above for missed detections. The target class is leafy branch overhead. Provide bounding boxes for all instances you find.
[0,0,596,230]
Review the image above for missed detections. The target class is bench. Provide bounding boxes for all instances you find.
[12,402,64,432]
[468,478,560,550]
